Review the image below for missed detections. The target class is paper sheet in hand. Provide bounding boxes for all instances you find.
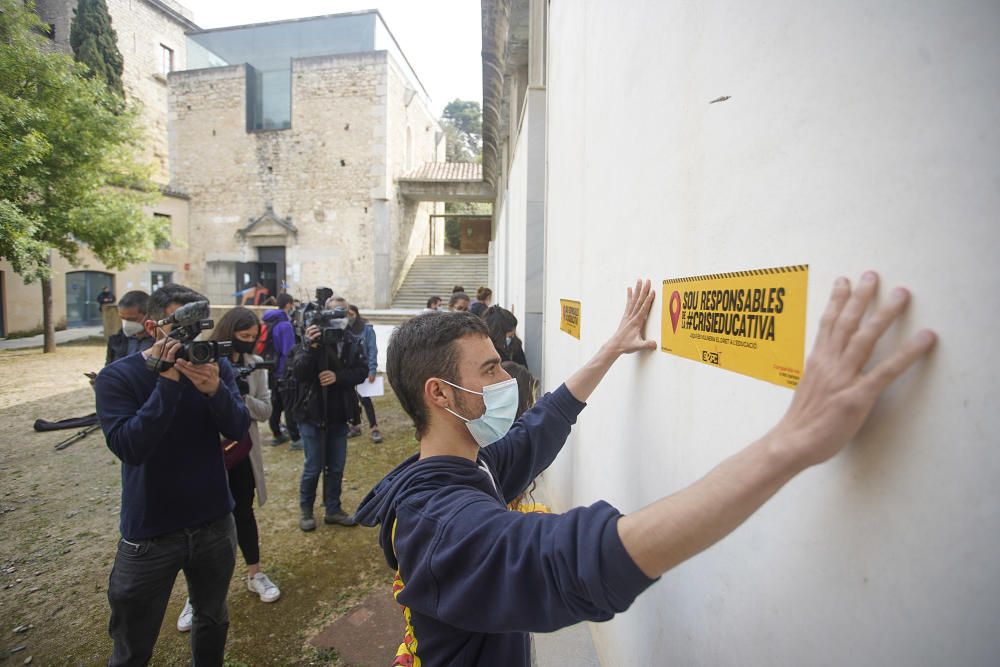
[356,376,384,398]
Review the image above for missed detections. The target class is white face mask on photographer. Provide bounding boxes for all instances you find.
[121,320,145,338]
[440,378,519,447]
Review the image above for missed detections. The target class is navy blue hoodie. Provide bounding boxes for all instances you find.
[355,384,656,666]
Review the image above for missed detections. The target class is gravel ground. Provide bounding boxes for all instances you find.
[0,341,417,665]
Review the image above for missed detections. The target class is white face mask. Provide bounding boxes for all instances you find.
[440,377,519,447]
[121,320,145,338]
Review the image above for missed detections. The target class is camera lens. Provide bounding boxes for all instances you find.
[189,341,213,364]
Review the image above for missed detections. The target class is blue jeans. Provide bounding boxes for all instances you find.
[299,421,349,515]
[107,514,236,666]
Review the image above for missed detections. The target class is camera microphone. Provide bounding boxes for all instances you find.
[156,300,210,327]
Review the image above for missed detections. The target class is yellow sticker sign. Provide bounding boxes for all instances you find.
[660,265,808,388]
[560,299,581,339]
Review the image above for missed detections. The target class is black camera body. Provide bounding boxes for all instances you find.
[232,359,276,379]
[304,306,349,345]
[158,300,230,364]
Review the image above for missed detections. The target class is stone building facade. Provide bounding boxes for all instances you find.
[171,12,442,308]
[1,5,442,335]
[1,0,195,334]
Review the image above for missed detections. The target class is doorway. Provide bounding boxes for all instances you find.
[235,247,285,305]
[65,271,113,327]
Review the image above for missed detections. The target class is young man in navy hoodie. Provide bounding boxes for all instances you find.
[95,284,250,666]
[356,274,936,666]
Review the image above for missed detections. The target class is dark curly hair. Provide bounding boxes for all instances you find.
[386,311,488,439]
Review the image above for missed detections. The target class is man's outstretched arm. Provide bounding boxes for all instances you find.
[617,272,937,578]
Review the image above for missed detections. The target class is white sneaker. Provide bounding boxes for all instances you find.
[247,572,281,602]
[177,598,193,632]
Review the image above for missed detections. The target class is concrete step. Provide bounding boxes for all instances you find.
[364,309,421,327]
[391,254,489,310]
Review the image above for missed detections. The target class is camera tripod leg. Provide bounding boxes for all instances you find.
[54,423,102,451]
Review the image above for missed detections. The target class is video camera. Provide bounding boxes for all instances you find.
[232,359,276,379]
[156,300,230,364]
[304,306,349,345]
[293,286,334,341]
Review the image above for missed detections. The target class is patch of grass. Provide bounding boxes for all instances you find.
[0,356,417,665]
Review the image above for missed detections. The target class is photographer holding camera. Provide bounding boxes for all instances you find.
[94,284,250,666]
[289,298,368,531]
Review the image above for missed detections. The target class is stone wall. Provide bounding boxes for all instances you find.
[170,53,390,307]
[3,1,195,335]
[105,0,191,184]
[384,57,444,301]
[34,0,193,184]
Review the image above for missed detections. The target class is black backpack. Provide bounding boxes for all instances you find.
[279,345,311,421]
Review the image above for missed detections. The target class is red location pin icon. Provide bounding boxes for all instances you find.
[669,291,682,333]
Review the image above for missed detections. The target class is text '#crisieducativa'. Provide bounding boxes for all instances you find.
[680,288,785,341]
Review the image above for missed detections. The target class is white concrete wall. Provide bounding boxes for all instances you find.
[533,1,1000,665]
[503,123,529,317]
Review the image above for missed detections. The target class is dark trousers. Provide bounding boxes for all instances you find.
[107,514,236,667]
[268,386,300,440]
[227,458,260,566]
[299,421,348,514]
[350,395,377,428]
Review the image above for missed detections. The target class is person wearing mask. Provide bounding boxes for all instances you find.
[105,291,154,366]
[97,285,117,309]
[449,292,471,312]
[290,298,369,530]
[469,287,493,317]
[94,284,250,666]
[422,296,442,313]
[262,294,300,447]
[176,307,281,632]
[346,304,382,444]
[484,305,528,368]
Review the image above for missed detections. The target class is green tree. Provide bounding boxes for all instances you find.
[0,0,162,352]
[439,100,490,247]
[441,99,482,162]
[70,0,125,97]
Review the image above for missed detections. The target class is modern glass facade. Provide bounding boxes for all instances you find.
[184,11,427,132]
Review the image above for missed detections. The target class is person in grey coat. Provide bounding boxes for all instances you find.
[176,308,282,633]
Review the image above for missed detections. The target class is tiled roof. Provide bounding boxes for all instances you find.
[400,162,483,182]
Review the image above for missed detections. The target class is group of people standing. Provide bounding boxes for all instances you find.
[95,283,384,664]
[424,285,530,371]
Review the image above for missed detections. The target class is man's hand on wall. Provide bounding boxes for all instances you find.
[607,278,658,356]
[771,272,937,469]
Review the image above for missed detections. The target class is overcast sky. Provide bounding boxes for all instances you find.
[178,0,482,115]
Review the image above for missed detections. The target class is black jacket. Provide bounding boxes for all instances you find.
[496,334,528,369]
[105,331,154,367]
[289,333,368,427]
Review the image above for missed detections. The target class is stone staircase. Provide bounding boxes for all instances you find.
[390,254,489,310]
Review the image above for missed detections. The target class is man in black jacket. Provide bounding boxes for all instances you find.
[290,306,368,531]
[105,290,154,366]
